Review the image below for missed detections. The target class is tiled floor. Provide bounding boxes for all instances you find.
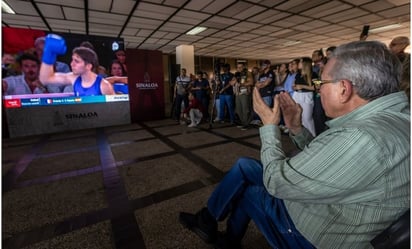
[2,119,298,249]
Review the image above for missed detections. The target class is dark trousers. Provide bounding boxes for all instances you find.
[174,94,189,120]
[313,94,327,135]
[274,91,285,126]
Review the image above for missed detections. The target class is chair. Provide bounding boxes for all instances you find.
[370,209,410,249]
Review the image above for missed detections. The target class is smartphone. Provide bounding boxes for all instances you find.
[361,25,370,37]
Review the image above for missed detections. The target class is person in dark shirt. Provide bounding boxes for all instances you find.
[217,64,235,124]
[251,60,275,126]
[191,71,210,119]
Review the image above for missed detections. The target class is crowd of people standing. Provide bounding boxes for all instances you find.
[172,36,410,138]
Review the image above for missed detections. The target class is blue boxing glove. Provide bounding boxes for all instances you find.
[42,34,67,65]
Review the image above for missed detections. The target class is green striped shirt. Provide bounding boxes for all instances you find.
[259,92,410,249]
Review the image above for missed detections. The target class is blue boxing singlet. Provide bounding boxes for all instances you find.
[73,75,103,96]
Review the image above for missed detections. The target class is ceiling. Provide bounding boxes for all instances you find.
[2,0,411,63]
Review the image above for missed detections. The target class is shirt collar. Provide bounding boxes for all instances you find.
[326,92,409,128]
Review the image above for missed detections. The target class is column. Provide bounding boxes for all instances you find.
[176,45,195,75]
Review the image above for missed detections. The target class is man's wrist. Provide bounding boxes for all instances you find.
[289,126,303,135]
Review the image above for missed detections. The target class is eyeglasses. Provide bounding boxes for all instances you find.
[312,79,355,89]
[312,79,337,88]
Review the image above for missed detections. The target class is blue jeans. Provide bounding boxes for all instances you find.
[219,94,235,123]
[207,157,315,249]
[214,98,221,119]
[262,95,273,107]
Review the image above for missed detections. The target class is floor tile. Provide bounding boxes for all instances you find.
[2,120,281,249]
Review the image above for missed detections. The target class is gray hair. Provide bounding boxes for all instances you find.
[328,41,401,100]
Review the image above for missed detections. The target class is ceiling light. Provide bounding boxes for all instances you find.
[2,1,15,14]
[186,27,207,35]
[369,24,402,33]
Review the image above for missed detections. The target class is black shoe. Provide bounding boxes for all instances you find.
[214,232,242,249]
[179,207,218,243]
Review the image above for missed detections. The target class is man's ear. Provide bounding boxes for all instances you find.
[339,80,353,103]
[86,63,93,71]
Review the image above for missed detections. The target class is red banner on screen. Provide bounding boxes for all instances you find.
[4,99,22,108]
[3,27,45,54]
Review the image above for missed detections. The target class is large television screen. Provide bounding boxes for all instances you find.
[2,29,131,138]
[3,30,128,97]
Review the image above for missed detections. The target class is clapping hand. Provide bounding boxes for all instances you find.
[278,92,303,135]
[253,89,303,134]
[252,88,280,125]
